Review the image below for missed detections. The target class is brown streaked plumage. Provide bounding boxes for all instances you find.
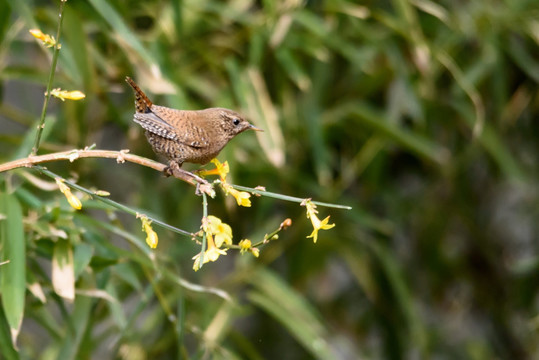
[126,77,262,171]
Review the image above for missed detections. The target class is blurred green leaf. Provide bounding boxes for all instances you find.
[1,0,538,357]
[73,242,94,280]
[247,268,335,360]
[11,116,56,160]
[0,191,26,349]
[87,0,157,69]
[56,274,94,360]
[348,102,451,166]
[0,305,19,360]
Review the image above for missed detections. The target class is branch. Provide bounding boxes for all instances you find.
[31,0,67,155]
[0,148,213,195]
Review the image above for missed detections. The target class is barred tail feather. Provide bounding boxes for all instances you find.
[126,76,153,113]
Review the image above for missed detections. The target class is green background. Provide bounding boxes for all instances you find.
[0,0,538,358]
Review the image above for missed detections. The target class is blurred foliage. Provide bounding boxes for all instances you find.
[1,0,539,359]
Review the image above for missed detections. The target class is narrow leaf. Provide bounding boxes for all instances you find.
[52,240,75,301]
[0,192,26,349]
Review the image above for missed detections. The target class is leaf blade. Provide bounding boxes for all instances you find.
[0,192,26,349]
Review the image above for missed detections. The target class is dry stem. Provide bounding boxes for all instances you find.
[0,149,213,196]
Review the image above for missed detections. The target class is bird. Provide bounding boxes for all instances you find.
[126,76,262,177]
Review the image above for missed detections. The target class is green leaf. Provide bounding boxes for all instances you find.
[247,269,335,360]
[275,48,311,91]
[56,274,94,360]
[73,243,94,280]
[87,0,157,69]
[0,305,19,359]
[0,192,26,349]
[11,116,56,160]
[347,102,451,166]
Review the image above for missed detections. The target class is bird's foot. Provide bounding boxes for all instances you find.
[165,162,215,197]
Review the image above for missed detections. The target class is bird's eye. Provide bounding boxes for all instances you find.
[233,118,240,126]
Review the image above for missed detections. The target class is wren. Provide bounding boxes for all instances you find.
[126,77,262,176]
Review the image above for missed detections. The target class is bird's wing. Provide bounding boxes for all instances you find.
[133,112,179,141]
[133,111,210,149]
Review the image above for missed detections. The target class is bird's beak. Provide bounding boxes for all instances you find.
[249,124,264,132]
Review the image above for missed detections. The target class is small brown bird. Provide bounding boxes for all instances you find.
[126,76,262,175]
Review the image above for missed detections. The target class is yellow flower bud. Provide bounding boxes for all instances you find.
[238,239,252,254]
[55,178,82,210]
[29,29,57,47]
[50,89,86,101]
[139,215,158,249]
[65,191,82,210]
[280,218,292,230]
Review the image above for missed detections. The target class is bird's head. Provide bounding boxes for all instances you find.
[213,108,263,138]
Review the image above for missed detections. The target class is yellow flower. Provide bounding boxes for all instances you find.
[238,239,251,254]
[238,239,259,257]
[222,183,252,207]
[193,216,233,270]
[198,158,229,181]
[29,29,57,48]
[55,178,82,210]
[197,159,252,207]
[192,232,228,271]
[50,89,86,101]
[228,188,252,207]
[302,199,335,243]
[139,215,158,248]
[206,215,232,247]
[306,215,335,243]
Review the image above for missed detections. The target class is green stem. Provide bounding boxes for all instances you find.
[253,227,281,248]
[31,0,67,156]
[198,192,208,268]
[229,184,352,210]
[33,166,195,238]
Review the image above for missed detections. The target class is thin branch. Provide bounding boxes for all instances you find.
[31,0,67,155]
[199,192,208,268]
[34,166,195,238]
[230,184,353,210]
[0,148,209,191]
[0,149,163,172]
[0,149,351,210]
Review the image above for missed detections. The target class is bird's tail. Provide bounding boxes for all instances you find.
[125,76,153,113]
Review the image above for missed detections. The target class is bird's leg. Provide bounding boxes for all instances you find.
[165,161,214,197]
[163,163,175,177]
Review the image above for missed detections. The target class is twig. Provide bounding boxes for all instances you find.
[34,166,195,238]
[230,184,353,210]
[199,192,208,268]
[31,0,67,155]
[0,149,163,172]
[0,149,213,194]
